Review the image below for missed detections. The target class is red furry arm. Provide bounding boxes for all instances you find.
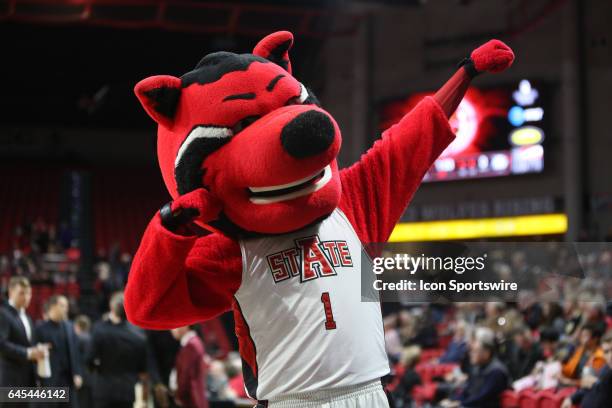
[433,67,472,118]
[124,214,242,330]
[339,97,455,244]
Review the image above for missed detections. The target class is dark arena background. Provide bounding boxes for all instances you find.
[1,1,611,408]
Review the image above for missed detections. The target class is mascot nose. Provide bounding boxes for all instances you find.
[281,110,334,158]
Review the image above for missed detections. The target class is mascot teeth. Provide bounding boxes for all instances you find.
[249,165,331,204]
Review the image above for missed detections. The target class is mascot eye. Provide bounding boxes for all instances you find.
[232,115,261,135]
[286,83,322,107]
[285,83,310,107]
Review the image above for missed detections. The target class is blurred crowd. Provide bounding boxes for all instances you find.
[383,298,612,407]
[1,221,252,408]
[2,220,612,408]
[0,276,253,408]
[1,219,80,318]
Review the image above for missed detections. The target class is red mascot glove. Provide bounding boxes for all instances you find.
[159,188,222,234]
[461,39,514,77]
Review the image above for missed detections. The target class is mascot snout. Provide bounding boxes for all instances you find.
[281,110,335,158]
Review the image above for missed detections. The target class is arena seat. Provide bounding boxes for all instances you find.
[415,363,458,383]
[386,363,406,392]
[419,348,445,363]
[518,389,542,408]
[0,167,61,253]
[539,390,565,408]
[412,383,437,405]
[501,390,520,408]
[92,168,167,254]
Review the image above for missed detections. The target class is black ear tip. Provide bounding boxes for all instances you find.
[144,87,181,119]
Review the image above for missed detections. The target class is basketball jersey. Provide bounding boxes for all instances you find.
[235,209,389,400]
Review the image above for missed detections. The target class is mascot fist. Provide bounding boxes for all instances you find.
[463,39,514,76]
[160,188,222,233]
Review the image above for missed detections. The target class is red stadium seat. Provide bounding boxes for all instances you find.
[386,363,406,392]
[539,390,565,408]
[0,168,61,253]
[415,363,458,384]
[420,348,445,363]
[92,168,167,255]
[438,335,453,349]
[501,390,520,408]
[556,387,577,398]
[518,389,542,408]
[412,383,437,405]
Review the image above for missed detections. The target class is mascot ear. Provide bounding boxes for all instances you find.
[134,75,182,129]
[253,31,294,74]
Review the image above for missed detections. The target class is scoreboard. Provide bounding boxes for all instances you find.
[379,79,549,182]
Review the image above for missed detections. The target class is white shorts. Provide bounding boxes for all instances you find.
[260,380,390,408]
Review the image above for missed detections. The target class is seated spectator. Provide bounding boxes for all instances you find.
[505,325,543,380]
[208,359,236,400]
[512,328,562,391]
[439,320,469,364]
[562,331,612,408]
[560,322,607,386]
[440,337,510,408]
[384,314,402,363]
[225,352,248,400]
[392,346,422,408]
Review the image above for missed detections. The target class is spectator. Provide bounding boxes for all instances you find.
[0,277,48,407]
[512,328,562,391]
[170,325,209,408]
[504,326,543,380]
[34,294,83,407]
[208,359,237,401]
[441,337,510,408]
[225,352,247,400]
[562,331,612,408]
[88,291,148,408]
[384,314,401,362]
[392,346,422,408]
[439,320,469,364]
[560,322,606,385]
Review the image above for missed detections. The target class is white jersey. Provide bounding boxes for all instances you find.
[235,209,389,401]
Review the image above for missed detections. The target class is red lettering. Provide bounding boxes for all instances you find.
[337,242,353,266]
[267,252,290,282]
[295,236,336,281]
[321,242,340,267]
[282,248,300,276]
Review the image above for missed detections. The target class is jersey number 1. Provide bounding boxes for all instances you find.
[320,292,337,330]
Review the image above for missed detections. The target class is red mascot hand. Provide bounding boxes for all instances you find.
[160,188,222,234]
[464,39,514,77]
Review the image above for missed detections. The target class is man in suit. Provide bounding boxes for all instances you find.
[88,291,148,408]
[74,315,94,408]
[34,295,83,407]
[0,277,48,407]
[170,325,209,408]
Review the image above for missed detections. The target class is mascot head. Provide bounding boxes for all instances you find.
[135,31,342,236]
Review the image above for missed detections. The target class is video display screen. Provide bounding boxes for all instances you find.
[378,79,548,182]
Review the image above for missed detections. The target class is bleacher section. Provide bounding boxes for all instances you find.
[91,167,167,254]
[0,167,61,253]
